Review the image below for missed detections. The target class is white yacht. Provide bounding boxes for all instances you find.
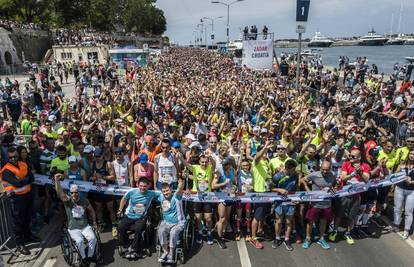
[228,39,243,52]
[359,28,388,46]
[308,32,334,47]
[404,36,414,45]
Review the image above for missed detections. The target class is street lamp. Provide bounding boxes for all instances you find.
[202,16,223,46]
[211,0,245,46]
[197,23,204,47]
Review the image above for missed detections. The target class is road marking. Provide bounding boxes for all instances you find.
[236,239,252,267]
[43,258,56,267]
[381,216,414,249]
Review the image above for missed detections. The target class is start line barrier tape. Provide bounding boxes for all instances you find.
[34,172,407,204]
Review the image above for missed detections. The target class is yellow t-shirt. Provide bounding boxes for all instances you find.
[252,159,270,193]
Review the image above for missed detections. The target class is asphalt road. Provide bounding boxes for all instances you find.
[6,215,410,267]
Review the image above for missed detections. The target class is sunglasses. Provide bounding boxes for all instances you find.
[161,146,169,149]
[277,148,285,151]
[350,155,358,159]
[8,156,18,159]
[70,191,79,195]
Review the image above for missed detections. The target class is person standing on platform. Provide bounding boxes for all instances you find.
[0,147,40,255]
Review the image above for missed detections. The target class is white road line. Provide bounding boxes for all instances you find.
[381,216,414,249]
[43,258,56,267]
[236,239,252,267]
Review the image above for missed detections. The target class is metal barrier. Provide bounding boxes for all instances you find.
[0,193,17,257]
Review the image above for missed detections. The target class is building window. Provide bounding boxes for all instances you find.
[60,52,73,60]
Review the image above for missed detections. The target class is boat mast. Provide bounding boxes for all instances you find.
[390,13,394,35]
[397,0,403,34]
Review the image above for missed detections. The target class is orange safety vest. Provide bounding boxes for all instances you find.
[0,162,31,195]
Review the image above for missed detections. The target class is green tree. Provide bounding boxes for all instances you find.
[90,0,116,30]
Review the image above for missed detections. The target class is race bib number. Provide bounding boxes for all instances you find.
[133,203,146,214]
[198,180,208,192]
[116,176,126,186]
[72,206,85,219]
[68,175,77,180]
[162,200,171,212]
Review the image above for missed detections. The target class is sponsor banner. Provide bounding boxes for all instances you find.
[34,171,407,203]
[242,39,273,70]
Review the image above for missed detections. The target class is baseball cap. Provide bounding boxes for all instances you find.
[277,144,286,149]
[253,126,260,132]
[94,147,103,156]
[185,133,196,141]
[68,155,77,163]
[189,141,202,149]
[11,93,17,98]
[84,145,95,154]
[48,115,56,121]
[70,184,79,193]
[126,115,134,123]
[260,128,268,134]
[172,141,181,148]
[139,153,148,164]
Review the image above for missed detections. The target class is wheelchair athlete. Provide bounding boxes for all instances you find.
[54,173,98,264]
[117,178,161,259]
[157,179,186,263]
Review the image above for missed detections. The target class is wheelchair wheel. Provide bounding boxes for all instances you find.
[61,230,80,267]
[93,229,103,264]
[183,220,194,253]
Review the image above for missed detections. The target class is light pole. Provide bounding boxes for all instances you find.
[197,23,204,47]
[200,19,208,47]
[211,0,245,47]
[202,16,223,46]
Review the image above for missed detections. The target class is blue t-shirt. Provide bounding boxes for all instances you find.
[272,172,298,193]
[124,189,161,219]
[158,192,186,225]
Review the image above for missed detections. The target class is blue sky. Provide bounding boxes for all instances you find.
[156,0,414,44]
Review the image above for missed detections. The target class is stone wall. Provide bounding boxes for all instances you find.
[8,28,52,63]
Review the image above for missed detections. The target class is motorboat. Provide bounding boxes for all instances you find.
[308,32,334,47]
[404,37,414,45]
[359,28,388,46]
[406,57,414,63]
[387,35,406,45]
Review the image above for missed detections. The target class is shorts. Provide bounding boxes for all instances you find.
[305,207,334,222]
[334,196,360,220]
[193,202,214,214]
[253,203,269,220]
[361,189,378,205]
[275,204,296,218]
[377,186,391,205]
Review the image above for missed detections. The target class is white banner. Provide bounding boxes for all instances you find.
[242,39,273,70]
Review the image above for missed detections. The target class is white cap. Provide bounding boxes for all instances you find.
[69,184,79,193]
[84,145,95,154]
[260,128,268,134]
[185,133,196,141]
[189,141,202,149]
[253,126,261,132]
[68,155,77,163]
[48,115,56,121]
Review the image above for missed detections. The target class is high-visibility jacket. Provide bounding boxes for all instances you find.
[0,162,31,195]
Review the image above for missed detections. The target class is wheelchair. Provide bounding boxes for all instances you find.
[117,201,161,259]
[156,218,195,265]
[61,227,102,267]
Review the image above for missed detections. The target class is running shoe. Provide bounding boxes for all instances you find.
[401,231,409,240]
[284,240,293,251]
[158,251,168,263]
[317,239,330,249]
[344,232,355,245]
[235,231,241,241]
[207,233,214,245]
[360,226,373,237]
[196,231,203,244]
[245,234,252,241]
[272,238,283,249]
[250,238,264,249]
[295,233,303,244]
[217,238,227,249]
[328,230,337,242]
[302,239,311,249]
[166,253,174,264]
[112,226,118,237]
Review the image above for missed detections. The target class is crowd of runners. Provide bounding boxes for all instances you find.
[1,47,414,264]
